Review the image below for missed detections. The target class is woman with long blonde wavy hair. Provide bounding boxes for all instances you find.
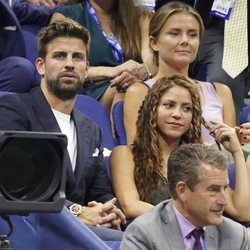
[132,74,204,203]
[110,73,250,223]
[110,74,205,219]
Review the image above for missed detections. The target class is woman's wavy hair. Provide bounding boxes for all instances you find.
[132,74,207,203]
[110,0,152,61]
[149,1,204,66]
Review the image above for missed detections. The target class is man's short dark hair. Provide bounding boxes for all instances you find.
[37,18,90,59]
[168,144,227,198]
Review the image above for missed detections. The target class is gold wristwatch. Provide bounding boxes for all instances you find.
[69,204,82,217]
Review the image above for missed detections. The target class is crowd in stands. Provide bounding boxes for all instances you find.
[51,0,156,113]
[156,0,250,122]
[122,2,236,146]
[1,0,250,249]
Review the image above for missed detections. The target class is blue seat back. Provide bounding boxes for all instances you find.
[0,208,114,250]
[112,100,127,145]
[228,163,235,189]
[239,105,250,124]
[75,95,116,150]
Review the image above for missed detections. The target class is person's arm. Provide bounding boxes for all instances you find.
[124,83,148,145]
[78,198,126,230]
[109,11,157,88]
[71,124,126,229]
[13,0,56,25]
[50,12,144,81]
[110,145,154,219]
[214,82,236,127]
[211,122,250,221]
[50,11,66,22]
[51,11,147,87]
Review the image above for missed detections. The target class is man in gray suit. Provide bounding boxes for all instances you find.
[121,144,249,249]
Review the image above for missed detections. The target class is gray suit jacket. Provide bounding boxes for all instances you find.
[121,200,248,250]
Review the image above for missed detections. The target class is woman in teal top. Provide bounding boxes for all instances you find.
[51,0,155,113]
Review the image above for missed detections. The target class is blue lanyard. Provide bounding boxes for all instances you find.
[86,0,124,63]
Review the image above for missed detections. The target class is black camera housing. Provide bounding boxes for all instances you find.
[0,131,67,214]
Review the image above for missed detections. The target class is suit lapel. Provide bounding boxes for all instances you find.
[205,226,218,250]
[30,88,75,186]
[160,201,185,250]
[31,88,61,133]
[71,109,92,184]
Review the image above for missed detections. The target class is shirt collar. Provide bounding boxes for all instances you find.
[173,203,206,239]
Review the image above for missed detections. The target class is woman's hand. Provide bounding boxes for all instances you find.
[110,71,139,92]
[116,60,146,81]
[210,121,241,155]
[110,60,147,92]
[235,122,250,144]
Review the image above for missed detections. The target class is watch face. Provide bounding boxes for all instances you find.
[70,204,82,216]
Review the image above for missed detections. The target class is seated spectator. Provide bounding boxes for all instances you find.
[120,144,250,250]
[123,1,236,146]
[110,75,250,222]
[51,0,156,113]
[0,0,36,92]
[0,0,57,92]
[12,0,55,25]
[155,0,247,122]
[0,19,125,240]
[0,56,36,92]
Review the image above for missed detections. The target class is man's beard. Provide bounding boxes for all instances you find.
[46,75,85,101]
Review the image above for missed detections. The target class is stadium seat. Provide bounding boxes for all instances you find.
[75,94,116,150]
[112,100,127,145]
[0,207,115,250]
[239,104,250,124]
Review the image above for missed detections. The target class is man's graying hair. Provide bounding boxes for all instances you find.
[168,144,227,198]
[37,18,90,59]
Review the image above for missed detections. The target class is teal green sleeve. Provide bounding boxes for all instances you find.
[54,4,83,23]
